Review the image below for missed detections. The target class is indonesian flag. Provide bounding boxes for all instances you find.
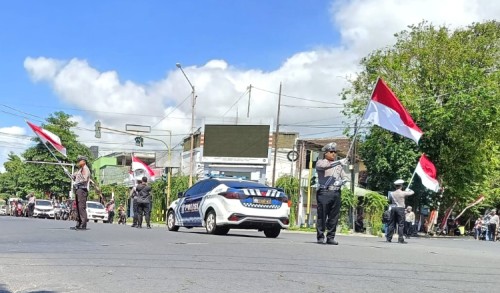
[131,154,155,181]
[363,78,423,143]
[415,154,440,192]
[26,121,67,157]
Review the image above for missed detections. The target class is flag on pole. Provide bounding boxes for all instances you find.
[363,78,423,143]
[131,154,155,181]
[26,121,67,157]
[415,154,440,192]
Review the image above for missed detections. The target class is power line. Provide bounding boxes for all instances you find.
[151,92,193,128]
[222,88,250,117]
[252,86,345,105]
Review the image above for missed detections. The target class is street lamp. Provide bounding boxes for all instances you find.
[176,63,196,187]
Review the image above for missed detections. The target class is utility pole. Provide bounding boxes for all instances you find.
[271,82,282,187]
[247,84,252,118]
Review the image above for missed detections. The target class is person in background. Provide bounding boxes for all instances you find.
[106,199,115,224]
[129,180,141,228]
[474,217,483,240]
[386,179,414,244]
[135,176,152,229]
[27,193,35,218]
[72,155,90,231]
[117,203,127,225]
[488,210,499,242]
[404,206,415,238]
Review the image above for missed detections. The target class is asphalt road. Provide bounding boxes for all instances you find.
[1,216,499,293]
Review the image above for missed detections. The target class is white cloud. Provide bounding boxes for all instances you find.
[17,0,499,160]
[0,126,29,172]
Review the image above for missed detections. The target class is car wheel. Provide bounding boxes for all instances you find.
[205,210,229,235]
[94,220,98,223]
[263,227,281,238]
[167,210,179,231]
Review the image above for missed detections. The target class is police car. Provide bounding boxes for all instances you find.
[166,178,290,238]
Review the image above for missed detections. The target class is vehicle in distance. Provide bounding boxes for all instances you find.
[167,178,290,238]
[86,201,109,223]
[33,199,55,219]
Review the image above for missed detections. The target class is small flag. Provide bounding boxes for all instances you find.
[26,121,67,157]
[363,78,423,143]
[415,154,440,192]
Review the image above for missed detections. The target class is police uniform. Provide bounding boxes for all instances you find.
[315,142,348,245]
[386,179,414,243]
[129,182,140,227]
[73,155,90,230]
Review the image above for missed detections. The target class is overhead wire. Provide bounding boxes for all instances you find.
[222,88,250,117]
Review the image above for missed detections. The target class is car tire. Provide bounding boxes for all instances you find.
[94,220,98,223]
[167,210,179,231]
[205,210,229,235]
[263,227,281,238]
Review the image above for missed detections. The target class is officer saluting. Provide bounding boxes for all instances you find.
[72,155,90,230]
[386,179,414,243]
[315,142,348,245]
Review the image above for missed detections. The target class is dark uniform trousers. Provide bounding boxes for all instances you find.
[316,189,341,240]
[75,188,88,229]
[132,199,139,226]
[387,207,405,242]
[137,202,151,227]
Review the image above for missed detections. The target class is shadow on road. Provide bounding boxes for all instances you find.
[0,284,58,293]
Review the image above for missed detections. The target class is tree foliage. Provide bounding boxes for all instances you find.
[343,21,500,210]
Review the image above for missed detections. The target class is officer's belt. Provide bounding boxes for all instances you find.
[318,185,336,191]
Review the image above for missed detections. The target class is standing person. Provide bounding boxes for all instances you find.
[106,199,115,224]
[72,155,90,231]
[27,193,35,218]
[386,179,414,244]
[129,180,141,227]
[488,210,499,242]
[474,217,483,240]
[136,177,152,229]
[315,142,348,245]
[404,206,415,238]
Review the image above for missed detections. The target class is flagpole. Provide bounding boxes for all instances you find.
[406,168,417,191]
[41,141,73,180]
[346,77,380,158]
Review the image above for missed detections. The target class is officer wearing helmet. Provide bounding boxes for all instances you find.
[386,179,414,243]
[72,155,90,230]
[315,142,349,245]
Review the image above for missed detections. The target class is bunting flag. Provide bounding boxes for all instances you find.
[415,154,440,192]
[363,78,423,143]
[131,154,155,181]
[26,121,67,157]
[455,195,485,220]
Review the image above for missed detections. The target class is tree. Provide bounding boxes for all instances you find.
[21,112,94,197]
[343,21,500,209]
[0,152,30,197]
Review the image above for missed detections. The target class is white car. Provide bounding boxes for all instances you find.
[0,205,6,216]
[166,178,290,238]
[33,200,55,219]
[86,201,109,223]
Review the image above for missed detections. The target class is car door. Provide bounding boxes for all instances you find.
[179,181,207,226]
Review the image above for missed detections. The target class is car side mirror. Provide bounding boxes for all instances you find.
[178,192,185,198]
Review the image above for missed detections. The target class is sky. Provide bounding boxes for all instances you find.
[0,0,499,171]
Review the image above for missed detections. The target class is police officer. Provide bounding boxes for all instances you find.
[386,179,414,243]
[315,142,348,245]
[136,177,152,229]
[72,155,90,230]
[129,180,141,227]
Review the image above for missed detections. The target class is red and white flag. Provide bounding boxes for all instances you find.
[415,154,440,192]
[455,195,485,220]
[26,121,67,157]
[363,78,423,143]
[131,154,155,181]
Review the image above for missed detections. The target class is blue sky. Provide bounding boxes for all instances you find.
[0,0,498,170]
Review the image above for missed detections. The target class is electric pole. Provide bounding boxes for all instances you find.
[271,82,282,187]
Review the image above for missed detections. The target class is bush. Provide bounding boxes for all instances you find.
[361,192,387,236]
[276,175,299,227]
[340,188,358,233]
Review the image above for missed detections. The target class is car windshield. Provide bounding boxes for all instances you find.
[36,200,52,206]
[222,180,269,189]
[87,202,104,209]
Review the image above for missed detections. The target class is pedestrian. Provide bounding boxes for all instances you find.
[27,192,35,217]
[488,210,499,242]
[386,179,414,244]
[474,217,482,240]
[106,199,115,224]
[404,206,415,238]
[118,204,127,225]
[72,155,90,231]
[135,176,152,229]
[315,142,349,245]
[129,180,141,227]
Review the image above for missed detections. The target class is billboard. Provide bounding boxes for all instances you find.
[202,124,270,164]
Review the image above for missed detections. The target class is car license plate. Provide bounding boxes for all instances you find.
[253,198,271,205]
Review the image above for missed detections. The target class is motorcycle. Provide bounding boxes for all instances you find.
[58,206,70,221]
[15,204,24,217]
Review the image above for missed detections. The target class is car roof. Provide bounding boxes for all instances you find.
[210,178,271,188]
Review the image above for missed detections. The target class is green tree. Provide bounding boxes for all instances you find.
[0,152,29,197]
[21,112,94,196]
[343,21,500,210]
[276,175,299,227]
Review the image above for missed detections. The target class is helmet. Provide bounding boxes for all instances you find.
[321,142,337,152]
[394,179,404,185]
